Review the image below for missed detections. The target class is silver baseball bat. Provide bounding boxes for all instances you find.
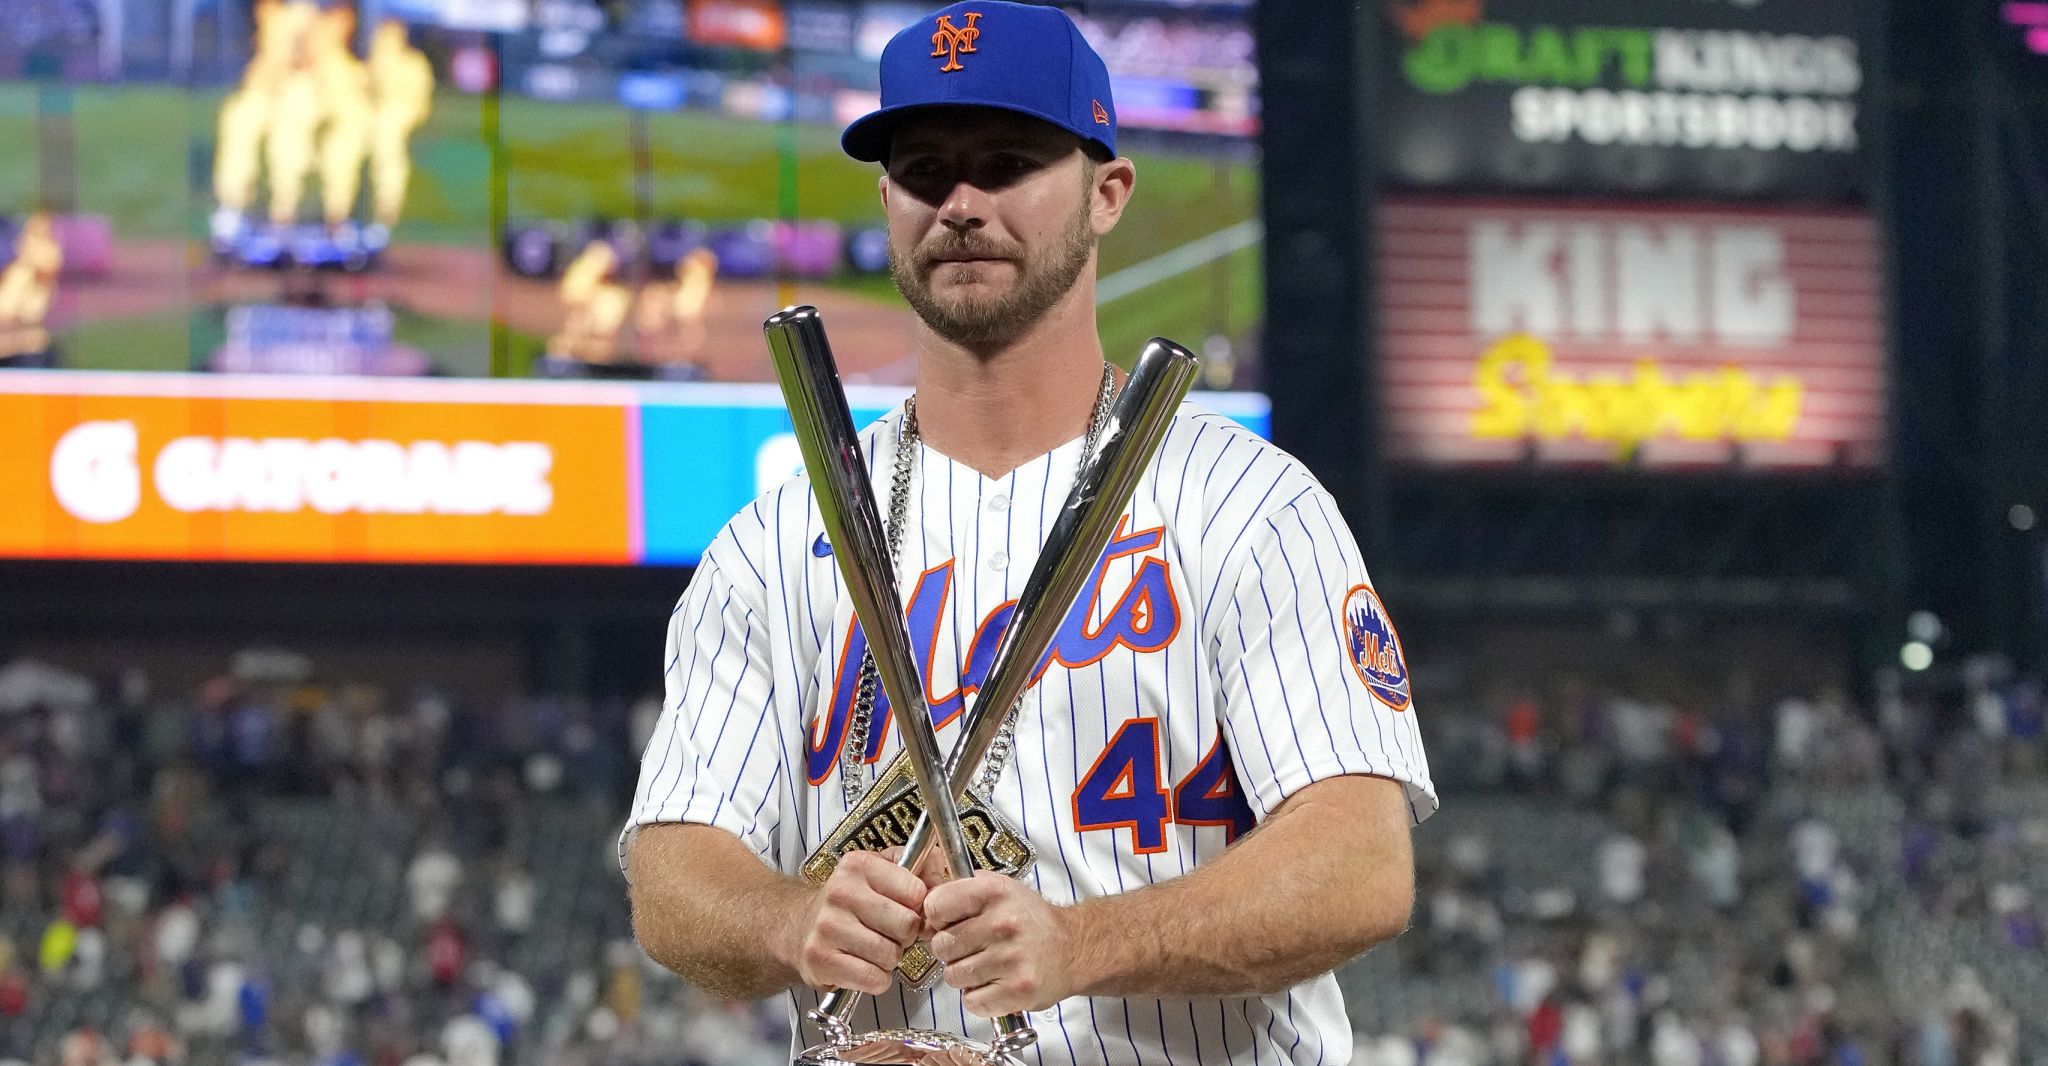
[764,305,1037,1053]
[811,337,1199,1044]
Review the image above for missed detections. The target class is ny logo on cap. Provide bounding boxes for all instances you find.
[931,12,981,72]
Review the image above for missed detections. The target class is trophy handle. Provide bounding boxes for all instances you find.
[773,307,1197,1060]
[771,306,1044,1056]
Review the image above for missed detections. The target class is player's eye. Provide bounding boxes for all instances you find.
[893,157,941,179]
[972,153,1039,188]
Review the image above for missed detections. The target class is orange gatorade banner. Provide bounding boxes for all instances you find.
[0,376,636,564]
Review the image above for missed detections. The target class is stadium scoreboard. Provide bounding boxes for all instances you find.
[1369,0,1887,475]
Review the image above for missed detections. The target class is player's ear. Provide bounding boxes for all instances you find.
[878,171,890,210]
[1089,156,1137,238]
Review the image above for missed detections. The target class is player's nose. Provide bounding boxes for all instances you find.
[937,182,990,234]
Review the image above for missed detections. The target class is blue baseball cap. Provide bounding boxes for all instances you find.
[841,1,1118,164]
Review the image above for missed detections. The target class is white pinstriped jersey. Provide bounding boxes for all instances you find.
[626,402,1437,1066]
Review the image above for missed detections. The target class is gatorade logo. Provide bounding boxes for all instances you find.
[49,421,143,524]
[48,421,556,520]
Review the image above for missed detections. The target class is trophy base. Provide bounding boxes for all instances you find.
[796,1029,1026,1066]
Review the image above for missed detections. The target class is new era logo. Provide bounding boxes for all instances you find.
[1092,99,1109,126]
[931,12,981,72]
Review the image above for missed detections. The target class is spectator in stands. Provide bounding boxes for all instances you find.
[1598,831,1648,907]
[490,855,534,951]
[406,837,460,925]
[1776,696,1819,777]
[1506,692,1544,787]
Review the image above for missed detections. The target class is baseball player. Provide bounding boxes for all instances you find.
[624,4,1437,1064]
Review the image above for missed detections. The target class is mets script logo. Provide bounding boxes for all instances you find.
[931,12,981,72]
[1342,584,1411,710]
[807,518,1179,784]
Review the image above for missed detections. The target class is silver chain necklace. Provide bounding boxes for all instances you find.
[839,363,1118,809]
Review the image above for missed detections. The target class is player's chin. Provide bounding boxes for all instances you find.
[927,259,1017,287]
[924,289,1012,325]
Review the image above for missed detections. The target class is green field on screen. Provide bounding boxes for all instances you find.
[0,82,1262,376]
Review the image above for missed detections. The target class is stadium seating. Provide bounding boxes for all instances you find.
[0,655,2041,1065]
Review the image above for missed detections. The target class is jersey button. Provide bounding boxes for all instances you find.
[988,493,1010,513]
[988,550,1009,572]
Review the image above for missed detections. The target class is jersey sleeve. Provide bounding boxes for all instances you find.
[1210,485,1438,827]
[619,528,785,875]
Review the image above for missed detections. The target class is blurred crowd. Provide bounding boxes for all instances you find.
[1383,658,2047,1066]
[0,653,787,1066]
[0,648,2042,1066]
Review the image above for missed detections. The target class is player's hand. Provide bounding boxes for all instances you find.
[900,841,952,890]
[923,870,1081,1016]
[789,849,930,996]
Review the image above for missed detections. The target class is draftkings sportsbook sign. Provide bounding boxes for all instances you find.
[1377,0,1871,200]
[1375,197,1885,471]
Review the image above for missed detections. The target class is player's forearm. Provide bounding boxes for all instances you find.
[1060,774,1415,999]
[627,822,811,1000]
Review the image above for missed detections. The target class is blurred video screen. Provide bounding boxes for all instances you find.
[0,0,1263,389]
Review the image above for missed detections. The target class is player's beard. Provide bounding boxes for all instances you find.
[889,198,1095,351]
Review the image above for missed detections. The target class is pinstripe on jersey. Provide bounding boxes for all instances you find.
[625,402,1438,1066]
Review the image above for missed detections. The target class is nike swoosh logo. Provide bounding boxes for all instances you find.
[813,533,833,558]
